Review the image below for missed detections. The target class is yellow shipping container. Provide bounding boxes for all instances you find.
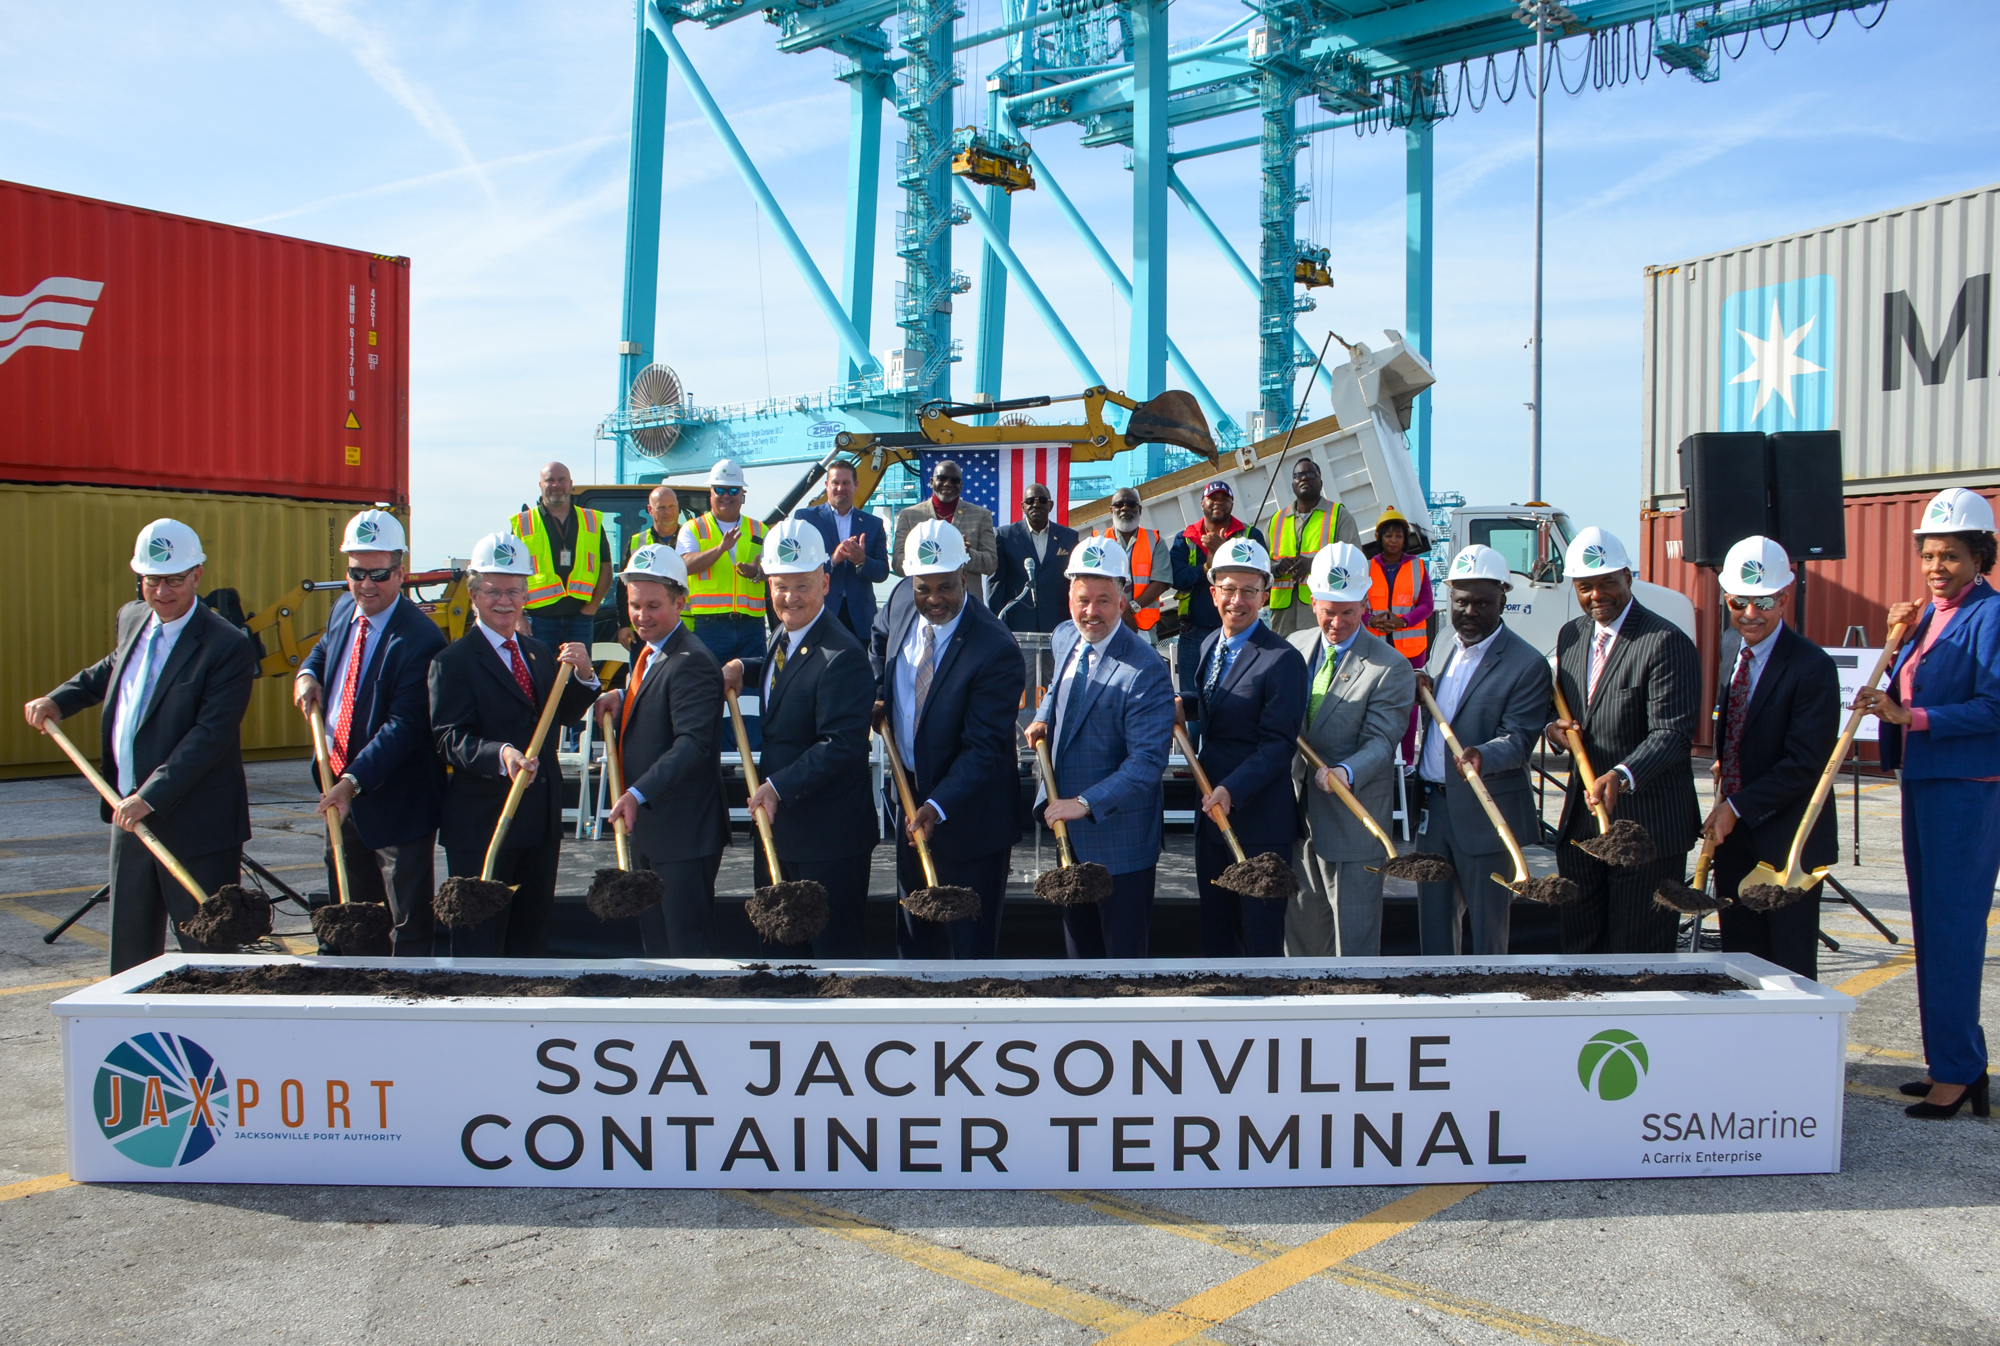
[2,484,389,776]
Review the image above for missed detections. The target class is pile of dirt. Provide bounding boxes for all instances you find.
[1035,863,1113,905]
[745,880,830,945]
[901,885,981,923]
[1577,819,1657,867]
[177,886,271,950]
[1737,883,1808,912]
[309,902,393,955]
[1517,875,1581,905]
[1213,851,1299,900]
[1653,878,1724,914]
[140,963,1743,1002]
[433,876,511,930]
[586,868,664,921]
[1382,853,1456,883]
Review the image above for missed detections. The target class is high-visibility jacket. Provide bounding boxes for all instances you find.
[512,506,604,608]
[1264,503,1341,610]
[685,512,766,619]
[1369,554,1430,659]
[1092,525,1163,630]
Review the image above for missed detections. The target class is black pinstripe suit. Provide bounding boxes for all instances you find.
[1553,600,1702,954]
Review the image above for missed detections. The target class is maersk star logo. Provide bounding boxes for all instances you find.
[1720,276,1835,432]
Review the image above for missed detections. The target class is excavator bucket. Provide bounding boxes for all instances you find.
[1125,390,1217,460]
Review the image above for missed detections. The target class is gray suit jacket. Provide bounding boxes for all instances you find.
[1290,626,1414,862]
[1418,624,1550,853]
[891,499,998,581]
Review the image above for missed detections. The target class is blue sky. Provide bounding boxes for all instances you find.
[4,0,1996,568]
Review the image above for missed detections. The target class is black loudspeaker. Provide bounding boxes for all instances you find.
[1768,431,1847,560]
[1679,432,1771,567]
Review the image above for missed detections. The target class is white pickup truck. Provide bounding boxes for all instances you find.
[1070,332,1697,658]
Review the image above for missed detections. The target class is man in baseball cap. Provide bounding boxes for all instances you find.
[25,520,258,972]
[1168,478,1270,704]
[875,519,1026,958]
[293,508,447,955]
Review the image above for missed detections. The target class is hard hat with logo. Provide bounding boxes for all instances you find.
[761,518,829,575]
[1306,543,1370,602]
[341,508,407,555]
[1210,535,1272,578]
[1913,486,1997,536]
[130,519,205,575]
[708,458,747,489]
[903,518,969,576]
[1563,526,1633,579]
[621,543,689,588]
[1719,535,1794,597]
[1446,543,1513,588]
[1066,534,1132,582]
[470,531,535,575]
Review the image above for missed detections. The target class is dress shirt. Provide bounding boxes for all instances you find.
[1419,626,1502,782]
[1030,526,1050,563]
[1209,621,1260,687]
[1312,630,1361,783]
[830,506,856,545]
[1587,601,1639,793]
[1720,625,1782,817]
[308,596,401,713]
[1052,631,1114,752]
[474,621,600,688]
[764,609,825,704]
[111,605,197,794]
[619,623,681,806]
[894,605,966,820]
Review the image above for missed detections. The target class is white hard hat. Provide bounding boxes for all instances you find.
[1306,543,1370,602]
[341,508,406,555]
[1719,535,1794,597]
[903,518,969,576]
[708,458,746,489]
[470,531,534,576]
[1446,544,1513,588]
[762,518,829,575]
[1066,535,1131,582]
[1210,535,1272,578]
[130,519,205,575]
[621,542,689,587]
[1564,526,1632,579]
[1914,487,1996,536]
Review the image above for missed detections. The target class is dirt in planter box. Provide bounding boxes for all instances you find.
[140,963,1742,1002]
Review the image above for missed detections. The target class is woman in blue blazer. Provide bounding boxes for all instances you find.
[1856,487,2000,1120]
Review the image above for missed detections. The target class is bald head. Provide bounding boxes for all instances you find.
[646,483,679,536]
[539,462,574,512]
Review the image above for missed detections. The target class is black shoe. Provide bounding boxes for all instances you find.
[1904,1073,1991,1119]
[1898,1080,1932,1097]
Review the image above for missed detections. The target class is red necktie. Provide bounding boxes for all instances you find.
[329,615,369,776]
[502,638,535,701]
[1719,646,1752,800]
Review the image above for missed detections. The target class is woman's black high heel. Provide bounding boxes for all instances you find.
[1904,1072,1991,1119]
[1898,1080,1932,1097]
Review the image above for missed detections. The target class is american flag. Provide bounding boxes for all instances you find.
[919,446,1072,525]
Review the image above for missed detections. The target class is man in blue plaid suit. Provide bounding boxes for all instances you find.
[1024,538,1176,958]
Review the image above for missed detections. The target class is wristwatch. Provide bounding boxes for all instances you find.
[1075,795,1093,818]
[339,773,361,796]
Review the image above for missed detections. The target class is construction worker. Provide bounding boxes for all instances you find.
[1263,458,1360,636]
[891,459,997,605]
[1169,479,1268,709]
[510,460,612,652]
[293,510,448,957]
[615,484,681,648]
[1092,487,1174,640]
[26,520,257,973]
[678,458,768,664]
[1365,505,1435,766]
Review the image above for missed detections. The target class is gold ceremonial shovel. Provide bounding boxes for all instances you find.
[1416,685,1578,904]
[1293,736,1454,883]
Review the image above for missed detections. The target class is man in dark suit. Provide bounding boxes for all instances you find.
[27,520,257,973]
[721,518,878,957]
[294,510,448,956]
[795,459,888,646]
[1706,536,1840,980]
[1170,479,1268,708]
[1546,527,1701,955]
[430,532,599,957]
[600,544,729,957]
[1183,536,1308,958]
[1413,545,1553,955]
[993,482,1078,634]
[872,519,1026,958]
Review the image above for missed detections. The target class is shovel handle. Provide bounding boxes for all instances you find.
[1030,738,1078,867]
[1550,681,1613,833]
[1293,737,1399,864]
[306,706,352,906]
[879,726,940,889]
[1690,830,1718,894]
[481,662,573,883]
[600,711,632,874]
[1173,723,1247,864]
[1416,686,1531,886]
[42,719,209,907]
[725,688,784,884]
[1779,620,1910,875]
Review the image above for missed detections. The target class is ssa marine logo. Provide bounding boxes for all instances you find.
[1578,1030,1649,1101]
[1,277,106,367]
[95,1032,231,1167]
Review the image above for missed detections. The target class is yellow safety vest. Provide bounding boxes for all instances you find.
[685,512,766,618]
[512,507,603,608]
[1264,503,1338,609]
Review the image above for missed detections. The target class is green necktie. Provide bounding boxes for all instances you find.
[1308,644,1339,721]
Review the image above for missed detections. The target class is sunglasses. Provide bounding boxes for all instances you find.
[348,566,398,583]
[711,486,742,497]
[1725,594,1779,612]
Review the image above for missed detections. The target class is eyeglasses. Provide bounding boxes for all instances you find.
[1726,594,1779,612]
[348,566,397,583]
[141,571,196,590]
[711,486,742,497]
[1213,583,1266,600]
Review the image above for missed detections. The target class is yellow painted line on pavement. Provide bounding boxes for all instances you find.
[0,885,98,902]
[0,901,110,950]
[1098,1184,1484,1346]
[1848,1041,1921,1060]
[1846,1081,1912,1105]
[0,977,98,997]
[728,1190,1223,1341]
[1835,950,1917,997]
[1051,1190,1627,1346]
[0,1174,76,1202]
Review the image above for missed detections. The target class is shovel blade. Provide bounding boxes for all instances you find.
[1741,861,1801,891]
[1125,390,1217,460]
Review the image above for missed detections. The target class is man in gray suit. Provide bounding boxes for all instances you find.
[1288,543,1414,957]
[1413,545,1553,955]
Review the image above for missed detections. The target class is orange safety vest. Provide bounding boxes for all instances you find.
[1368,554,1429,659]
[1093,525,1162,630]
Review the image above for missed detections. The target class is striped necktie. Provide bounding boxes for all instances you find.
[912,623,936,721]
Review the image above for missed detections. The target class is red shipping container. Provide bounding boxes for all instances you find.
[0,180,408,504]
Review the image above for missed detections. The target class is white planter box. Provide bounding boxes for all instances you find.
[56,953,1850,1189]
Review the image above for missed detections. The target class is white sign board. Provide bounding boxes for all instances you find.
[1826,647,1885,743]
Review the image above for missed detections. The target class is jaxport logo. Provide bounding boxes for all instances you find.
[147,536,173,565]
[1740,559,1764,587]
[775,537,800,565]
[1582,544,1607,571]
[95,1032,229,1167]
[1577,1029,1648,1102]
[493,540,521,568]
[1328,565,1350,588]
[917,539,941,566]
[354,518,380,544]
